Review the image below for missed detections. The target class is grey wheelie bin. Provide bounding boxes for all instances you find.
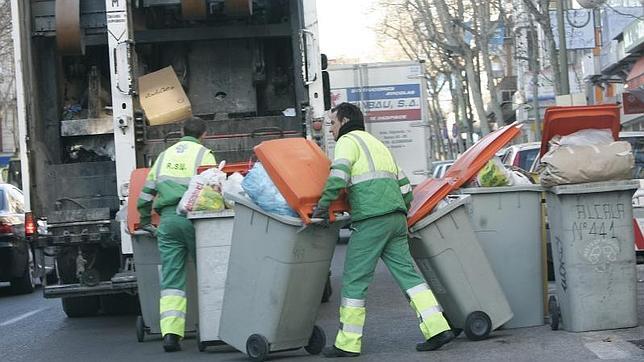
[460,185,545,329]
[408,195,513,340]
[132,230,199,342]
[188,209,235,351]
[219,193,348,361]
[545,180,639,332]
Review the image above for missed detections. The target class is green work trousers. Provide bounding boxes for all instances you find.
[334,212,450,353]
[157,207,196,337]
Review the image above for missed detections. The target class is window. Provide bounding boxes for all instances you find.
[7,187,24,214]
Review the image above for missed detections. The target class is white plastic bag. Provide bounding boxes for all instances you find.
[222,172,245,208]
[177,162,227,214]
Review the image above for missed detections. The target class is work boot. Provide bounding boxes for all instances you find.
[323,346,360,358]
[416,330,455,352]
[163,333,182,352]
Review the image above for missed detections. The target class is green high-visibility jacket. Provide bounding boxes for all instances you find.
[137,136,216,225]
[318,130,412,221]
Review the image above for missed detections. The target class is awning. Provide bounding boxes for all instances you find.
[627,56,644,90]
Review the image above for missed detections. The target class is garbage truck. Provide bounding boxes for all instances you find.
[11,0,328,317]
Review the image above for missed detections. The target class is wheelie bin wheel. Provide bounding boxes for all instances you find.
[464,311,492,341]
[549,296,560,331]
[304,325,326,355]
[246,334,270,361]
[136,315,145,342]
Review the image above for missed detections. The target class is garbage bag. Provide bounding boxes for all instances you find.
[177,165,226,214]
[539,141,634,187]
[222,172,245,208]
[241,162,297,217]
[476,158,510,187]
[555,128,613,148]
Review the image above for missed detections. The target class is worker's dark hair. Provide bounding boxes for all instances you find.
[332,102,364,125]
[183,116,207,139]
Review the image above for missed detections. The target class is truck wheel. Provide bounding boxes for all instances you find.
[11,255,35,295]
[62,296,100,318]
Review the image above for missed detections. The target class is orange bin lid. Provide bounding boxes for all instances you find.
[127,168,160,233]
[407,122,522,227]
[539,104,620,156]
[197,161,254,176]
[254,138,350,224]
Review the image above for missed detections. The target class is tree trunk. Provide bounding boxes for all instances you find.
[463,52,490,135]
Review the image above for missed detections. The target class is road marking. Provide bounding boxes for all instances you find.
[0,308,47,327]
[585,341,631,360]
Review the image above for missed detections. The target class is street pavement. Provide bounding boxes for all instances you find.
[1,244,644,362]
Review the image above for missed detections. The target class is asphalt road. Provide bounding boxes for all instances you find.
[1,245,644,362]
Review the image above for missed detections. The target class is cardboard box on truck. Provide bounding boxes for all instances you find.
[139,66,192,125]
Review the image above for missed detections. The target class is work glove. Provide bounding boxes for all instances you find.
[311,205,330,227]
[138,224,158,237]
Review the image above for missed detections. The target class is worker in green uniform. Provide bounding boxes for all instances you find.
[313,103,454,358]
[137,116,216,352]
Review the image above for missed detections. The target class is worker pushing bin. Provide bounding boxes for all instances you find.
[408,194,513,340]
[218,138,350,361]
[219,192,348,360]
[128,168,199,342]
[460,185,546,329]
[546,181,639,332]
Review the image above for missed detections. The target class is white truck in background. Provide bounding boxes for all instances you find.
[325,61,432,185]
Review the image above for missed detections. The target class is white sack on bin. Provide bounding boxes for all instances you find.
[222,172,245,207]
[177,162,227,214]
[539,141,634,187]
[555,128,613,147]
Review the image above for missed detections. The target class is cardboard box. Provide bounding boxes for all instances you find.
[138,66,192,126]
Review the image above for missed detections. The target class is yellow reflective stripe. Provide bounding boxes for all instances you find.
[419,305,443,322]
[333,158,352,168]
[346,134,375,172]
[160,295,187,314]
[157,175,192,185]
[351,171,397,185]
[335,330,362,354]
[144,180,156,190]
[339,306,365,328]
[341,297,365,308]
[161,289,186,298]
[160,310,186,319]
[341,323,363,335]
[193,147,207,173]
[330,169,350,182]
[138,192,155,202]
[160,316,185,337]
[406,283,430,299]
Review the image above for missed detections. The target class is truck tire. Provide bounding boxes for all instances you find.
[62,296,100,318]
[10,258,35,295]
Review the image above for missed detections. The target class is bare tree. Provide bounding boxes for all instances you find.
[520,0,563,95]
[0,0,17,152]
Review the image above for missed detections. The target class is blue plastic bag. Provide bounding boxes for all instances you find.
[241,162,298,217]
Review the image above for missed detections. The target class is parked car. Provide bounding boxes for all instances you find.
[501,142,541,172]
[0,184,34,294]
[431,160,454,179]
